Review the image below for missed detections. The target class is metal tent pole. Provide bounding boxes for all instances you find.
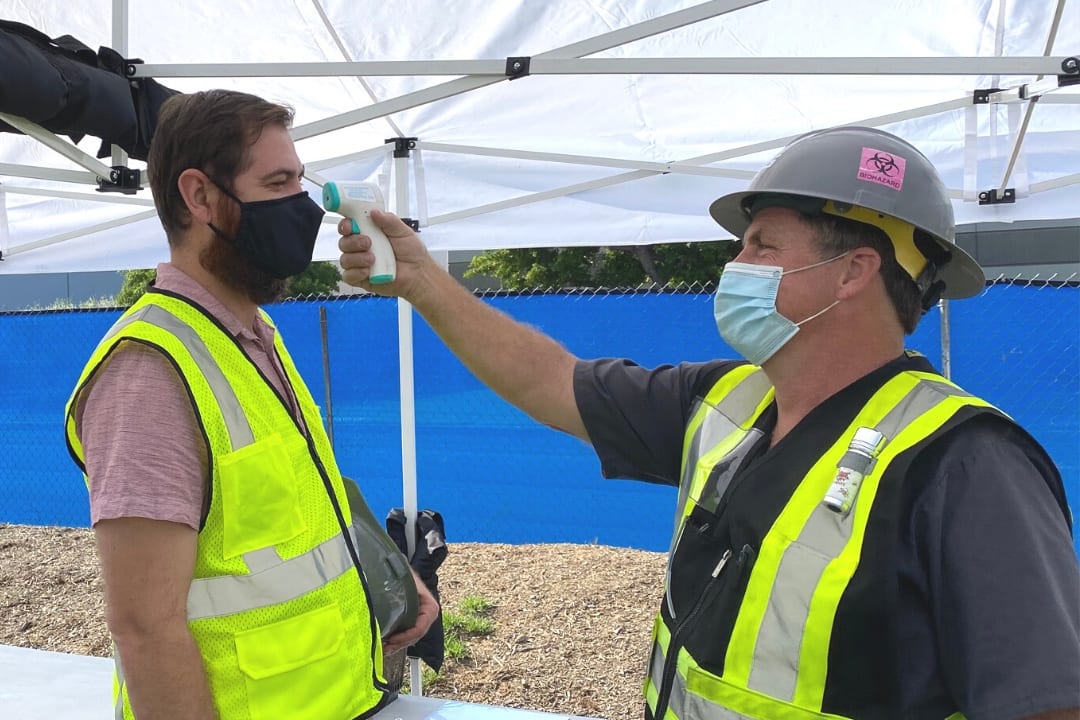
[111,0,129,168]
[287,0,769,140]
[996,0,1068,195]
[390,143,424,697]
[939,300,952,380]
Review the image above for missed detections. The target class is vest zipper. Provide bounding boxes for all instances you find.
[654,546,737,719]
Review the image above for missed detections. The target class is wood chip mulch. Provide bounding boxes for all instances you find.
[0,524,668,720]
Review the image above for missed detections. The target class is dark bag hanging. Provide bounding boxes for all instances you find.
[0,20,178,160]
[386,507,448,672]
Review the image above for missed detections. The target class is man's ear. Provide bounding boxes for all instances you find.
[176,169,216,227]
[837,247,882,300]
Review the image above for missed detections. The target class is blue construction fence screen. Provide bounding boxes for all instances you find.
[2,282,1077,554]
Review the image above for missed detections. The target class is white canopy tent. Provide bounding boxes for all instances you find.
[0,0,1077,276]
[1,0,1078,702]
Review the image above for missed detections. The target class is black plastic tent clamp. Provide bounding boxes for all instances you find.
[972,87,1001,104]
[978,188,1016,205]
[96,165,141,194]
[377,138,421,230]
[385,137,417,158]
[506,56,530,79]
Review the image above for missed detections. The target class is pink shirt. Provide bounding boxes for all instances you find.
[75,263,303,530]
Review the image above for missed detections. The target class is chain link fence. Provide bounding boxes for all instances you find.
[1,277,1076,552]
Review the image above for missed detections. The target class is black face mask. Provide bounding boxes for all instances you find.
[209,184,325,279]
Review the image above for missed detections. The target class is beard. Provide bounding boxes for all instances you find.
[200,199,287,306]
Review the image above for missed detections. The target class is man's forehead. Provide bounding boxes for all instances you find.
[245,125,303,174]
[744,206,808,242]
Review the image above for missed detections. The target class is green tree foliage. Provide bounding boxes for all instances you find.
[465,242,739,290]
[286,261,342,297]
[115,268,157,306]
[115,262,343,306]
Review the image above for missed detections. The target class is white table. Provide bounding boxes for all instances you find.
[0,644,599,719]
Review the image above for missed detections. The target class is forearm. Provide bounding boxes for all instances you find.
[408,262,588,440]
[112,623,217,720]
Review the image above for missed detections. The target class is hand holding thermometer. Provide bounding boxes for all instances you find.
[322,181,396,284]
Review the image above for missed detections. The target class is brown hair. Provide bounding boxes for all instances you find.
[801,213,924,334]
[147,90,294,245]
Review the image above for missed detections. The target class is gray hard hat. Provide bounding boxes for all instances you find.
[709,126,984,301]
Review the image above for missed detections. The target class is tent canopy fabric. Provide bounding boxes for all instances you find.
[0,0,1077,275]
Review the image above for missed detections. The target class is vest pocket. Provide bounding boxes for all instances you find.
[218,433,306,560]
[235,603,353,720]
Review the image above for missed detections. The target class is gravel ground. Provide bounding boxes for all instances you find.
[0,523,667,720]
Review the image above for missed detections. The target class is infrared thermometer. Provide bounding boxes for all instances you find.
[322,181,396,284]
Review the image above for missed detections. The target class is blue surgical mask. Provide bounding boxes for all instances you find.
[713,253,847,366]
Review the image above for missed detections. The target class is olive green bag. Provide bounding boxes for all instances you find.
[341,476,419,639]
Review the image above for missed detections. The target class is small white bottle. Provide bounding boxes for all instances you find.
[322,181,397,284]
[823,427,886,515]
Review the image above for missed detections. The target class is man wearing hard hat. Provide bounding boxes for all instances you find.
[339,126,1079,719]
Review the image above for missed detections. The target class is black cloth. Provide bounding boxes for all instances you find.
[0,20,178,160]
[386,508,447,672]
[574,355,1080,720]
[94,45,179,160]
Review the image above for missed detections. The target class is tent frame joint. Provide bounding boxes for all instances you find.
[386,137,418,158]
[972,87,1002,105]
[506,56,531,79]
[1050,68,1080,91]
[96,165,142,194]
[978,187,1016,205]
[1018,62,1080,100]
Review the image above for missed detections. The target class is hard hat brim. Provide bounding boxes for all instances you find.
[709,192,985,300]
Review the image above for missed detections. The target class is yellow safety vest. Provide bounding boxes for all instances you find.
[65,290,389,720]
[646,360,996,720]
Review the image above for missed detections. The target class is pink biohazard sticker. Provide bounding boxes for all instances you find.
[858,147,907,190]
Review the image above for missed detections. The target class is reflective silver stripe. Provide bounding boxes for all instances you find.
[103,303,254,450]
[668,370,772,617]
[649,641,755,720]
[675,369,771,518]
[112,645,124,720]
[706,369,773,437]
[187,528,355,620]
[674,401,715,523]
[647,637,664,698]
[647,638,685,719]
[683,686,756,720]
[746,377,973,699]
[243,546,284,573]
[695,428,765,515]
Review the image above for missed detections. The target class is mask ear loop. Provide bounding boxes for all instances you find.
[789,252,848,326]
[204,173,242,242]
[794,299,841,327]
